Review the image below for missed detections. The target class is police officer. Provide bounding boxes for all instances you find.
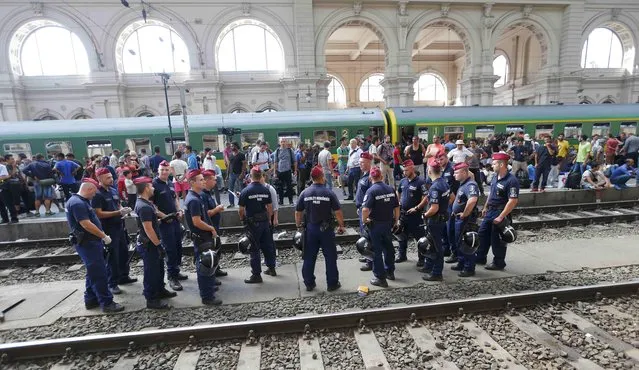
[395,159,428,264]
[356,152,373,271]
[184,169,223,305]
[295,165,346,292]
[239,166,276,284]
[437,150,459,263]
[361,166,400,288]
[152,160,186,291]
[92,167,136,295]
[477,153,519,270]
[133,177,177,309]
[201,169,228,278]
[421,158,450,281]
[66,179,124,313]
[450,163,479,277]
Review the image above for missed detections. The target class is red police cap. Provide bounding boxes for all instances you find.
[133,176,152,184]
[453,162,469,171]
[492,152,510,161]
[369,166,382,178]
[360,152,373,160]
[436,149,446,158]
[185,169,201,180]
[401,159,414,168]
[310,165,323,178]
[82,178,99,187]
[427,157,441,169]
[159,160,170,167]
[95,168,109,176]
[201,170,216,177]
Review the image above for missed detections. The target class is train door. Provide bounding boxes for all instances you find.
[399,125,416,145]
[369,126,382,140]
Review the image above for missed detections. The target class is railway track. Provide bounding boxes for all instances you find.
[1,200,639,269]
[1,281,638,368]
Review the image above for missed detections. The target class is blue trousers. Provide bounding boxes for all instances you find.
[454,217,476,271]
[105,227,129,288]
[159,221,183,278]
[572,162,586,175]
[477,209,508,267]
[228,173,240,205]
[137,244,165,300]
[249,221,276,276]
[397,214,424,257]
[533,163,551,189]
[370,221,395,279]
[75,240,113,307]
[347,167,361,198]
[302,223,339,288]
[193,241,218,300]
[423,220,445,276]
[358,209,373,266]
[440,205,454,255]
[611,174,630,189]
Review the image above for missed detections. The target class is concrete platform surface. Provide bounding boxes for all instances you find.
[2,186,638,242]
[1,234,638,330]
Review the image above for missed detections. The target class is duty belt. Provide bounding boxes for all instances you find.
[487,205,505,211]
[248,212,269,223]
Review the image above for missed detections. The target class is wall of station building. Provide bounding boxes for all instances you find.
[0,0,638,122]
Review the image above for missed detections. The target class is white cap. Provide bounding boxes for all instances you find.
[524,134,531,141]
[455,139,464,145]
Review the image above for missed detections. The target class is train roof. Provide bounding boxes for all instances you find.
[0,109,385,140]
[388,104,639,125]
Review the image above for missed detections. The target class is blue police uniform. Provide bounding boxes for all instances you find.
[296,184,341,289]
[134,198,165,301]
[440,162,458,257]
[152,177,183,279]
[66,194,113,308]
[91,186,130,288]
[452,178,479,272]
[201,189,221,231]
[184,190,218,300]
[422,177,450,277]
[239,182,276,276]
[363,182,399,280]
[396,175,427,259]
[477,172,519,268]
[356,171,373,268]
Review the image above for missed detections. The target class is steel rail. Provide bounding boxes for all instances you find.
[1,281,637,362]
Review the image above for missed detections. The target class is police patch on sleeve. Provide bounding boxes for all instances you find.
[363,194,368,203]
[509,187,518,198]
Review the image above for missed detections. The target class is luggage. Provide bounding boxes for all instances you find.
[516,169,531,189]
[564,169,581,189]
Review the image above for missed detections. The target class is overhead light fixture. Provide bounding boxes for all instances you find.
[142,8,147,23]
[120,0,130,8]
[305,86,312,103]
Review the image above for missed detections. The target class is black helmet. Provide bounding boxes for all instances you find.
[199,249,219,276]
[356,237,374,259]
[459,231,480,255]
[392,222,406,242]
[214,235,222,250]
[499,225,517,243]
[417,233,437,260]
[238,236,251,255]
[293,231,304,251]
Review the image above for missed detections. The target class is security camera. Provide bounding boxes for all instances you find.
[185,89,190,93]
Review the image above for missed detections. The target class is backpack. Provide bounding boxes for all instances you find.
[516,169,531,189]
[565,169,581,189]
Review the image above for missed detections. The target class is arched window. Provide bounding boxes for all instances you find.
[34,115,59,121]
[12,21,90,76]
[581,28,623,68]
[137,112,155,117]
[73,114,91,119]
[230,108,247,114]
[118,20,190,73]
[413,73,447,102]
[258,108,277,113]
[359,73,384,102]
[327,75,346,104]
[493,55,509,87]
[217,19,284,72]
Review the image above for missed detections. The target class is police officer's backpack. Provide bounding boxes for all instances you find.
[516,170,531,189]
[564,169,581,189]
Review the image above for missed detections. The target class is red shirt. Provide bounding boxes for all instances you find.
[606,138,619,154]
[117,176,127,199]
[393,147,401,164]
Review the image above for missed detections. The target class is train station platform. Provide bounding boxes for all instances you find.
[1,233,639,330]
[0,186,638,242]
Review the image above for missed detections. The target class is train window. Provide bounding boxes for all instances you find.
[86,140,112,158]
[3,143,32,158]
[164,137,186,156]
[418,128,429,142]
[506,125,525,134]
[563,124,582,139]
[444,126,464,141]
[535,125,554,139]
[314,130,337,147]
[620,122,637,135]
[241,132,264,149]
[592,123,610,138]
[46,141,73,157]
[125,138,151,154]
[475,125,495,139]
[202,135,226,152]
[278,131,301,148]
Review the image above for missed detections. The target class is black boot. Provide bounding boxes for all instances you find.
[146,300,169,309]
[244,274,263,284]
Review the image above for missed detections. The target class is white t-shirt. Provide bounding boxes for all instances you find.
[125,178,136,195]
[318,149,332,172]
[448,147,474,164]
[266,183,278,211]
[347,147,362,168]
[203,155,215,171]
[170,159,188,179]
[252,151,271,171]
[0,164,8,177]
[369,144,378,157]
